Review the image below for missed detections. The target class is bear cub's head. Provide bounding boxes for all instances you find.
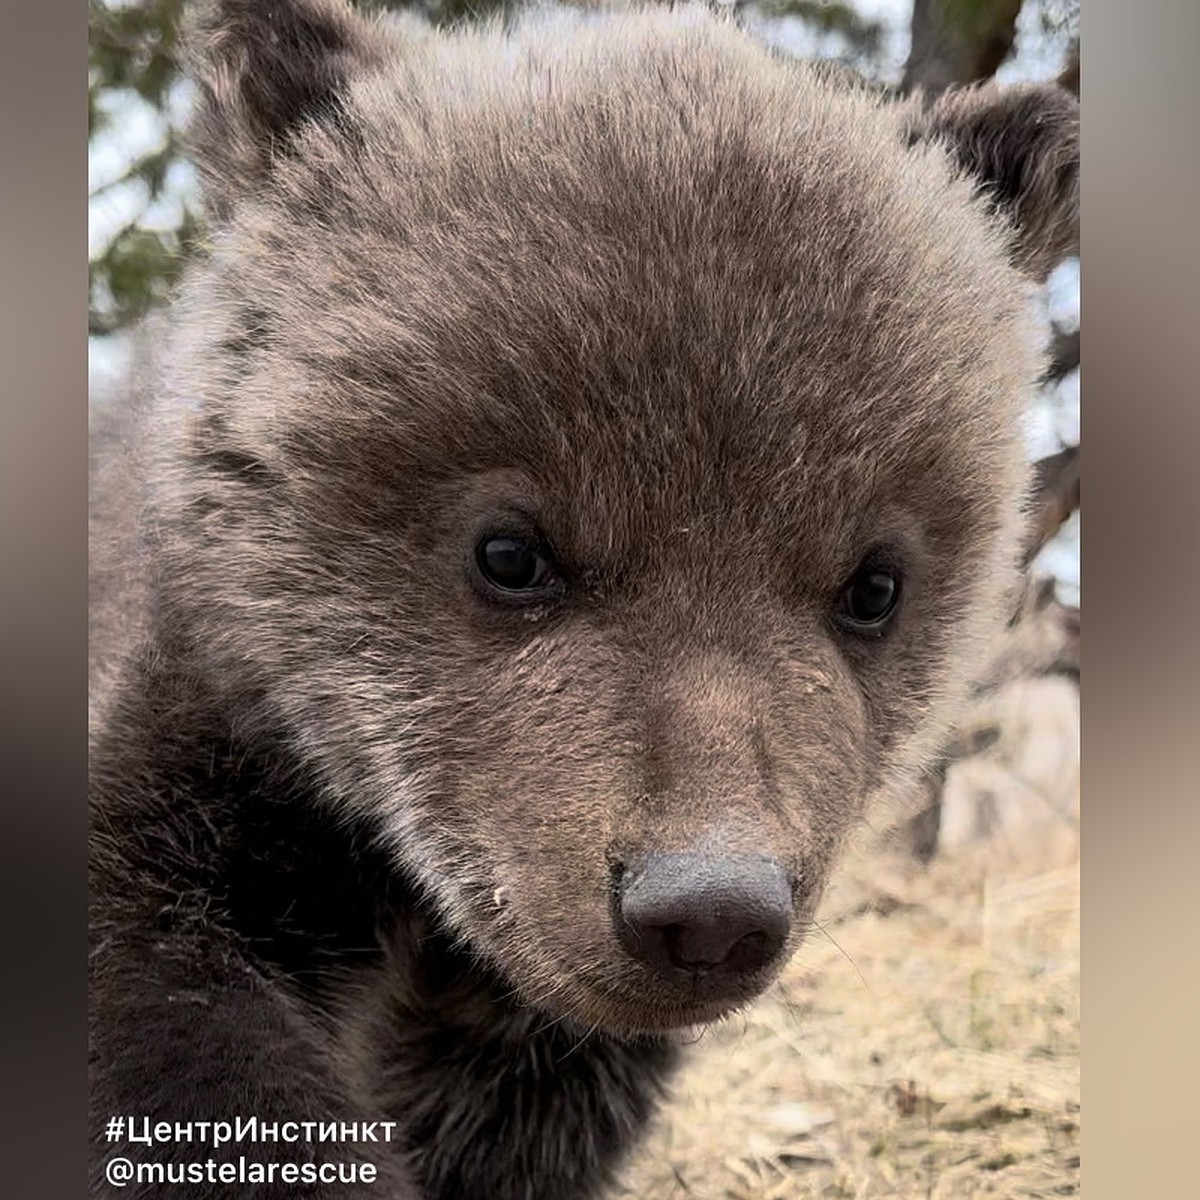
[163,1,1078,1034]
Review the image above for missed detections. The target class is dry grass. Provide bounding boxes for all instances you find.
[618,677,1080,1200]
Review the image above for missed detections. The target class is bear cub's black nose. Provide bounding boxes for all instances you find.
[616,852,792,977]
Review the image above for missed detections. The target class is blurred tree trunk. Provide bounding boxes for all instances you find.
[902,0,1023,93]
[1058,37,1080,94]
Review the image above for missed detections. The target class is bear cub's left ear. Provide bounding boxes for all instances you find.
[907,83,1079,282]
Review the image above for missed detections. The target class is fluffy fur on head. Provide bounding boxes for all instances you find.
[90,4,1078,1197]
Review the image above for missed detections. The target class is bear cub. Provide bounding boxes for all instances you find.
[89,2,1078,1197]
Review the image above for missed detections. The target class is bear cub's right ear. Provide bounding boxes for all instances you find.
[906,82,1080,282]
[186,0,384,221]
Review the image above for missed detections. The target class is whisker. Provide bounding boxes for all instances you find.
[556,1020,601,1062]
[811,918,871,993]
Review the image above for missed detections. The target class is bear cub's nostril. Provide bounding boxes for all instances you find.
[616,852,792,978]
[664,924,773,973]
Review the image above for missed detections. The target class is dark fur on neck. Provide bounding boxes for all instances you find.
[89,654,677,1200]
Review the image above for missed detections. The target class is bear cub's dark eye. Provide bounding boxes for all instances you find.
[836,555,903,635]
[476,535,556,593]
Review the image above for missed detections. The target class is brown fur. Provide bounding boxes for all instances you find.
[902,80,1080,281]
[89,4,1079,1197]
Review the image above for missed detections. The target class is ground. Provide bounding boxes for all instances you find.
[619,676,1080,1200]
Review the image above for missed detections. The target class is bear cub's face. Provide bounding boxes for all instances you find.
[173,1,1077,1034]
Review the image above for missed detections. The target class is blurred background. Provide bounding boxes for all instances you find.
[88,3,1080,1195]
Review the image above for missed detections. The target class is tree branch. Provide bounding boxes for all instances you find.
[1023,444,1080,568]
[1042,324,1080,383]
